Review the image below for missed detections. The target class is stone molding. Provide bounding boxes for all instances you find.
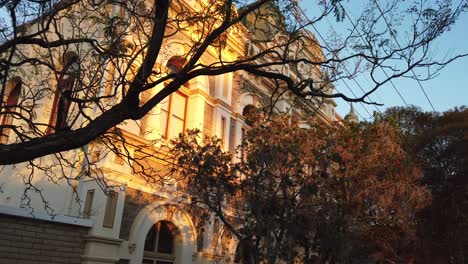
[0,204,93,227]
[85,235,123,245]
[80,255,120,263]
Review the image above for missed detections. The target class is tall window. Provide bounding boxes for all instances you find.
[48,52,79,133]
[143,221,176,264]
[220,116,227,149]
[159,56,189,139]
[240,127,247,161]
[160,92,187,139]
[222,75,229,98]
[240,104,257,160]
[103,191,118,228]
[83,189,95,219]
[0,77,21,144]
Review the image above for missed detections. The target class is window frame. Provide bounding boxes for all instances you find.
[220,116,227,149]
[47,52,79,134]
[83,189,95,219]
[102,191,118,228]
[0,78,21,144]
[160,91,188,139]
[143,221,177,264]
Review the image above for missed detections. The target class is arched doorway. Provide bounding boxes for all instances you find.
[127,203,196,264]
[143,221,177,264]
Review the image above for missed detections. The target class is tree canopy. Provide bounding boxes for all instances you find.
[167,115,431,263]
[383,106,468,264]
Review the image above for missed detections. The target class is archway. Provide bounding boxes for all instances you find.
[127,203,196,264]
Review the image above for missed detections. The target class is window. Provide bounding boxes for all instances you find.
[215,73,231,102]
[242,104,257,126]
[220,116,226,149]
[83,190,95,219]
[47,52,79,133]
[160,92,187,139]
[113,145,127,165]
[143,221,176,264]
[0,77,21,144]
[228,117,236,153]
[222,74,230,99]
[166,56,187,73]
[240,127,247,161]
[105,63,116,96]
[159,56,189,139]
[103,191,118,228]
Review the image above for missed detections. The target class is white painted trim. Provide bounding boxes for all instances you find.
[0,204,94,227]
[84,235,123,245]
[80,255,120,263]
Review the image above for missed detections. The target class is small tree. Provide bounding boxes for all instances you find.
[167,114,431,263]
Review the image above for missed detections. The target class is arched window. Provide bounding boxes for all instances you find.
[242,104,257,127]
[47,51,79,133]
[240,104,259,160]
[0,77,22,144]
[166,56,187,73]
[159,56,189,139]
[143,221,176,264]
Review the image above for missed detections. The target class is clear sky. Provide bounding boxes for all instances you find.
[1,1,466,120]
[300,0,468,119]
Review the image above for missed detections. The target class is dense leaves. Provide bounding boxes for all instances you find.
[168,115,430,263]
[383,106,468,264]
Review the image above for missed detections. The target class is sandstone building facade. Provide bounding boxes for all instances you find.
[0,1,341,263]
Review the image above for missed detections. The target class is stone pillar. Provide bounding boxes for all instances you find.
[141,83,165,141]
[186,94,205,138]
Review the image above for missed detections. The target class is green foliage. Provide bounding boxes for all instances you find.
[331,0,346,22]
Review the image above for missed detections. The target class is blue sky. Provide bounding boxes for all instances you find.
[1,1,466,120]
[300,0,468,119]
